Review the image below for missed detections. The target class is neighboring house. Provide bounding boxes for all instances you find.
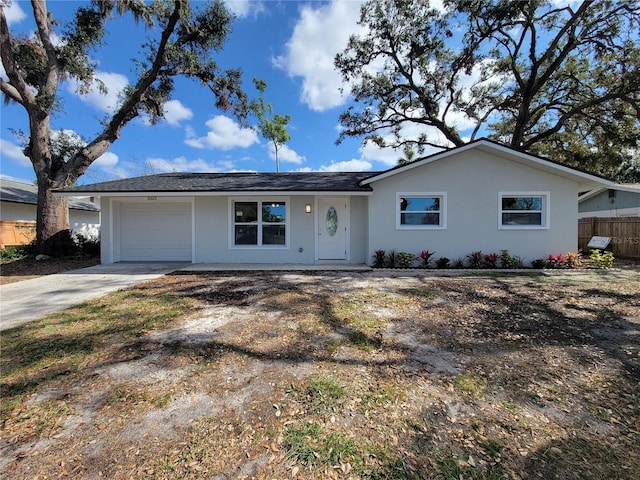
[578,184,640,218]
[1,179,100,248]
[56,139,614,266]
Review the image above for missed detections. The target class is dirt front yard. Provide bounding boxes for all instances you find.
[1,270,639,479]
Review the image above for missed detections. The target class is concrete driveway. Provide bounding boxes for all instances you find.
[0,263,186,331]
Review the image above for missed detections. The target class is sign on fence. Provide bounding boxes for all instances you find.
[587,236,611,249]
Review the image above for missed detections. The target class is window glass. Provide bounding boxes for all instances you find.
[501,196,542,211]
[262,202,286,222]
[399,195,443,227]
[263,225,286,245]
[235,202,257,223]
[500,194,546,227]
[502,212,542,225]
[235,225,257,245]
[233,200,287,247]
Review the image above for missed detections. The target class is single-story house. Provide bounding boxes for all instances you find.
[56,139,614,266]
[1,179,100,248]
[578,184,640,218]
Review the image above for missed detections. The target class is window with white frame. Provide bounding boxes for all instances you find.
[232,199,287,247]
[499,192,549,229]
[397,193,446,229]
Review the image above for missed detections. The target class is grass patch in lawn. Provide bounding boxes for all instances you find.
[454,373,485,398]
[9,399,73,439]
[0,287,197,431]
[360,380,405,411]
[289,374,346,414]
[327,291,391,351]
[284,422,418,479]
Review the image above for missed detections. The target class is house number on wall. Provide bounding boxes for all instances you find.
[326,206,338,236]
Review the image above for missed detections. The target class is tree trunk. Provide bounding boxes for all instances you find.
[36,178,72,256]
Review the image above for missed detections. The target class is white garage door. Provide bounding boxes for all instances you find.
[120,202,192,261]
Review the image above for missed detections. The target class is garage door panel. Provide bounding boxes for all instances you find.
[119,202,192,262]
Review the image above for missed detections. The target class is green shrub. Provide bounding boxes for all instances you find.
[396,252,416,268]
[372,249,386,268]
[452,257,465,268]
[0,246,22,260]
[500,249,524,269]
[589,249,614,268]
[73,233,100,255]
[385,250,396,268]
[466,251,483,269]
[435,257,450,268]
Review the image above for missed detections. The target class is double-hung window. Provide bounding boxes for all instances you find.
[499,192,549,229]
[397,193,446,229]
[232,198,288,247]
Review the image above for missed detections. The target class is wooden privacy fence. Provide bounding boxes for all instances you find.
[0,221,36,249]
[578,217,640,259]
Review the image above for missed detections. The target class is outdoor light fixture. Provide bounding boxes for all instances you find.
[305,204,312,213]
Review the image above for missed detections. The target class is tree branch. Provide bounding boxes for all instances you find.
[59,0,185,183]
[0,7,32,106]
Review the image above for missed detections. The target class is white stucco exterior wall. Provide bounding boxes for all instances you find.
[101,194,369,264]
[366,150,581,265]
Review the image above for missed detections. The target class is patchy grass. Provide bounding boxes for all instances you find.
[1,270,639,479]
[0,285,198,438]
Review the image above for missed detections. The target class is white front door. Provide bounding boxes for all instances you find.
[318,197,347,260]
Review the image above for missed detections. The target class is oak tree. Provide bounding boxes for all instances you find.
[0,0,248,255]
[335,0,640,179]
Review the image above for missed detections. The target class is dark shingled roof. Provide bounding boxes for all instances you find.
[1,179,99,211]
[56,172,379,194]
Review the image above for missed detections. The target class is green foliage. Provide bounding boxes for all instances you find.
[289,375,346,414]
[250,78,291,172]
[395,252,416,268]
[284,422,324,465]
[589,249,615,269]
[435,257,450,269]
[335,0,640,180]
[372,249,386,268]
[452,257,465,269]
[385,250,396,268]
[499,250,523,269]
[1,0,248,255]
[466,251,483,269]
[73,233,100,256]
[0,246,24,261]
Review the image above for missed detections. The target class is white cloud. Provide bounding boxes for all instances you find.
[94,151,119,168]
[224,0,265,18]
[269,143,305,165]
[299,158,373,172]
[163,99,193,126]
[0,139,30,167]
[185,115,259,150]
[274,0,364,112]
[146,156,224,173]
[4,1,26,25]
[67,70,129,113]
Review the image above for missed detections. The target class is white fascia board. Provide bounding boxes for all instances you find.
[54,190,373,197]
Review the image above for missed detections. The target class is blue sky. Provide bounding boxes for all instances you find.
[3,0,422,184]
